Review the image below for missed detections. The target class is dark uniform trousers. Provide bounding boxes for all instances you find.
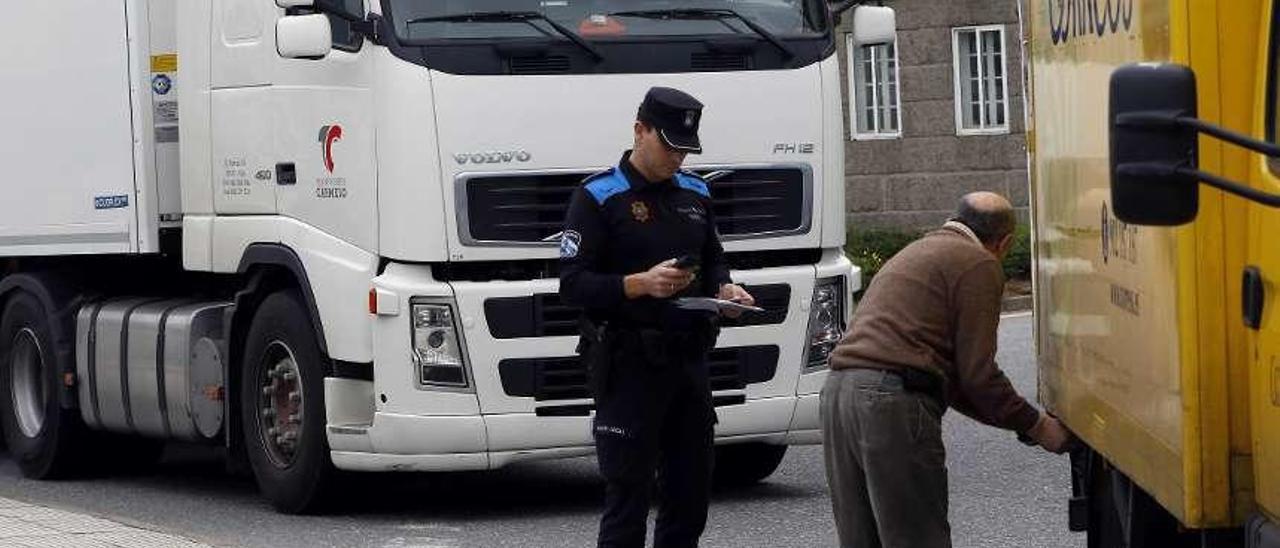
[589,325,717,548]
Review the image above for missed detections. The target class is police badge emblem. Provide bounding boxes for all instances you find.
[631,201,651,222]
[560,230,582,259]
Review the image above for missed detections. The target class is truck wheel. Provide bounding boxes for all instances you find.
[0,292,85,478]
[240,290,334,514]
[713,442,787,488]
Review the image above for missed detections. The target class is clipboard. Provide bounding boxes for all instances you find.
[673,297,765,314]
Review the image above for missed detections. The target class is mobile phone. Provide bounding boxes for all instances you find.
[673,255,700,270]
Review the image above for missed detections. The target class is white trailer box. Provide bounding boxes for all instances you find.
[0,1,179,256]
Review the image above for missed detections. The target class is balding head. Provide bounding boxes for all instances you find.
[953,191,1016,246]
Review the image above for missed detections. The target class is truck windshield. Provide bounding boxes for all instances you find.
[386,0,829,42]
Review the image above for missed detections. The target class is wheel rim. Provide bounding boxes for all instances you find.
[10,328,46,438]
[255,341,304,468]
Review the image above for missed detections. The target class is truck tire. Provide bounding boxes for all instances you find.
[713,442,787,488]
[240,290,334,514]
[0,292,85,478]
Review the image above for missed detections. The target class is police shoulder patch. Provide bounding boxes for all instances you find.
[675,171,710,198]
[583,168,629,205]
[560,230,582,259]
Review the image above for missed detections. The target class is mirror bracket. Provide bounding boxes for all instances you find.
[829,0,862,16]
[1116,107,1280,209]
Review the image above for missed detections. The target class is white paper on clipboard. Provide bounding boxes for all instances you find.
[673,297,765,314]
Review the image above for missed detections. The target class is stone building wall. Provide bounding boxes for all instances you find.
[837,0,1030,230]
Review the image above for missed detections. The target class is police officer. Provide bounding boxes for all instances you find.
[560,87,755,548]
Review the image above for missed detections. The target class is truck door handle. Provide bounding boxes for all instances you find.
[276,162,296,186]
[1244,266,1264,329]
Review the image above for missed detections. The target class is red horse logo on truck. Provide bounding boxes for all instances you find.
[318,124,343,173]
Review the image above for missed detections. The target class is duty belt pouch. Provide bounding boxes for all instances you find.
[900,367,946,407]
[578,318,613,397]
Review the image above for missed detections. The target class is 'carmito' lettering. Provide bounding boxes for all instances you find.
[1048,0,1134,45]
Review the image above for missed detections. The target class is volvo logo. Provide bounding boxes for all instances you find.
[454,150,533,165]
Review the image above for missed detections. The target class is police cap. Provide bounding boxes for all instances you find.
[637,87,704,154]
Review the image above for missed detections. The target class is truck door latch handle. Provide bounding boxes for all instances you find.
[1244,266,1264,329]
[276,163,297,186]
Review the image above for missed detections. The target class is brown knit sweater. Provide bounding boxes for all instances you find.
[830,225,1040,433]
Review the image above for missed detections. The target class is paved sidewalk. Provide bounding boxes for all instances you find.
[0,496,213,548]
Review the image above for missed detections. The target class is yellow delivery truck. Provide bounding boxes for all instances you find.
[1026,1,1280,546]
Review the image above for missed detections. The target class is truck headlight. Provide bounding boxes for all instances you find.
[411,303,470,389]
[805,276,847,370]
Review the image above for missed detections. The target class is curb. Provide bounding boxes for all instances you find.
[1001,295,1032,313]
[0,497,214,548]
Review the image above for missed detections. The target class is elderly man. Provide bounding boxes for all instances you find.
[821,192,1072,548]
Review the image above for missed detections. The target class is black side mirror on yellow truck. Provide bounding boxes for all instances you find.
[1110,63,1280,225]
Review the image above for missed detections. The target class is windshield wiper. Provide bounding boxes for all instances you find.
[404,11,603,61]
[608,8,795,59]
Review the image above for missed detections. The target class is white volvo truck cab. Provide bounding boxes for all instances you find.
[0,0,895,512]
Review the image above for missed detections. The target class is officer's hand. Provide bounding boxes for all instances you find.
[638,259,694,299]
[717,284,755,318]
[1026,414,1074,454]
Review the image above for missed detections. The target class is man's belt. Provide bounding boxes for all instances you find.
[847,364,946,407]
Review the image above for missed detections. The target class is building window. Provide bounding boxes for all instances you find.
[847,35,902,139]
[952,25,1010,135]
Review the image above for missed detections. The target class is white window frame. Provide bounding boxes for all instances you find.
[951,25,1011,136]
[846,34,903,140]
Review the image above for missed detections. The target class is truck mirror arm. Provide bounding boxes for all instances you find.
[1117,162,1280,208]
[304,0,385,45]
[1117,110,1280,207]
[829,0,873,16]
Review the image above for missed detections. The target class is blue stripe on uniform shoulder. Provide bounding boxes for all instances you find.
[583,168,630,205]
[675,171,710,198]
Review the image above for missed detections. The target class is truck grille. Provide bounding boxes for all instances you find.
[459,166,810,245]
[484,284,790,339]
[498,345,780,402]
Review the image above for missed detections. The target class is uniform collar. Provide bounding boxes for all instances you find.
[942,220,983,246]
[619,150,673,191]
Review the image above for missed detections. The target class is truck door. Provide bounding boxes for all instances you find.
[210,0,278,215]
[1246,0,1280,524]
[272,1,378,252]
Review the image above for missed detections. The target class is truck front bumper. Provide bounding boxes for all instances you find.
[325,252,849,472]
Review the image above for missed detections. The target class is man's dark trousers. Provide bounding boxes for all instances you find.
[820,367,951,548]
[593,330,716,548]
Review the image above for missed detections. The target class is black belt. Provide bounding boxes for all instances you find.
[846,365,946,407]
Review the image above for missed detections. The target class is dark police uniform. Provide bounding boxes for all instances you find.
[559,87,729,548]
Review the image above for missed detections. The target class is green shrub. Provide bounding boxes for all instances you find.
[846,224,1033,286]
[1001,224,1032,280]
[845,228,921,282]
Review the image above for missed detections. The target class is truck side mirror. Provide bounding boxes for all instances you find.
[848,6,896,45]
[277,13,332,59]
[1109,63,1200,225]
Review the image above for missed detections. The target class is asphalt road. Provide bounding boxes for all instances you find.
[0,313,1083,547]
